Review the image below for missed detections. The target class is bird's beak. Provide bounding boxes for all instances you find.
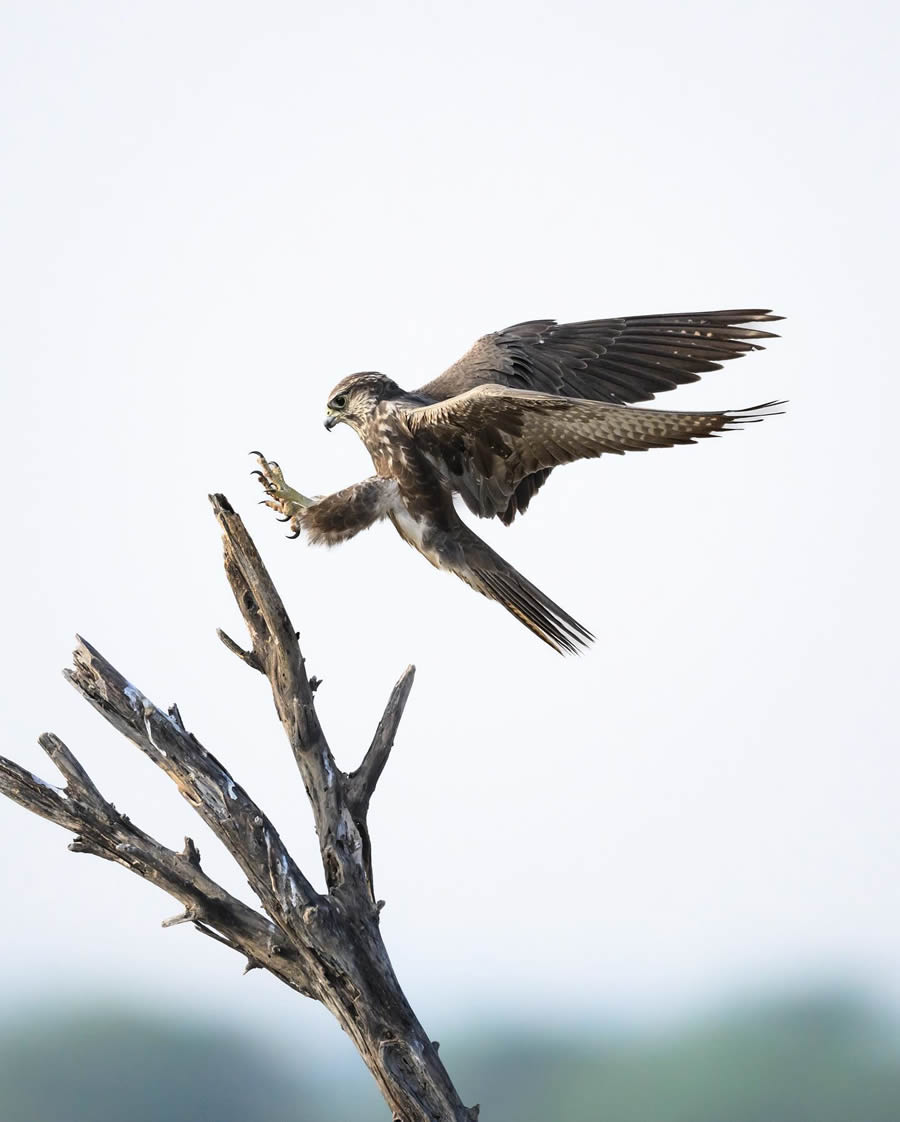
[324,414,338,431]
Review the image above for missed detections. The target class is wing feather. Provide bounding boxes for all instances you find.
[409,385,783,520]
[415,309,782,406]
[411,308,781,522]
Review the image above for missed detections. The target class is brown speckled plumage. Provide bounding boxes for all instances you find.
[262,309,784,653]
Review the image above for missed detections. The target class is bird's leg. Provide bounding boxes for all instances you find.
[252,454,313,523]
[254,456,395,546]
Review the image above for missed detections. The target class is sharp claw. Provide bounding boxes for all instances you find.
[248,450,265,458]
[286,529,301,539]
[250,470,265,479]
[276,516,290,522]
[269,461,279,468]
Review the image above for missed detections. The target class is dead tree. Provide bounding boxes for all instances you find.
[0,495,478,1122]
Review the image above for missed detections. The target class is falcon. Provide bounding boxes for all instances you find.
[254,309,783,653]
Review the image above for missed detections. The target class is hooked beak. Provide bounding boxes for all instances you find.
[324,414,339,431]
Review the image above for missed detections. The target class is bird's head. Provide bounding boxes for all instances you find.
[324,372,403,433]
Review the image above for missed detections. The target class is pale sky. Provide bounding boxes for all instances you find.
[1,0,897,1048]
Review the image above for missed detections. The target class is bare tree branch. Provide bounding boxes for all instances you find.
[216,628,263,672]
[39,731,106,803]
[348,664,416,816]
[0,493,479,1122]
[345,663,417,902]
[210,493,371,908]
[64,635,321,926]
[0,739,316,998]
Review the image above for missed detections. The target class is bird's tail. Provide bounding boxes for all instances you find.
[448,527,594,655]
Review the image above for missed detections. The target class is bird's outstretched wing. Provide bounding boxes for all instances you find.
[408,386,783,521]
[411,309,781,522]
[414,309,781,405]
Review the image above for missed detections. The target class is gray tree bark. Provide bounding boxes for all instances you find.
[0,494,479,1122]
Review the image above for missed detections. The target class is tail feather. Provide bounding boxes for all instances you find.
[447,530,593,654]
[476,565,594,654]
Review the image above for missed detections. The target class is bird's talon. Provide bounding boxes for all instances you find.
[252,451,312,528]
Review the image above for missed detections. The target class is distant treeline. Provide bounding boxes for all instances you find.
[2,990,899,1121]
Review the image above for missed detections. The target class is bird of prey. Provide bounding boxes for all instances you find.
[254,309,783,653]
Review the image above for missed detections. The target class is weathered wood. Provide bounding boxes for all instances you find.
[0,494,478,1122]
[348,665,416,817]
[0,736,314,997]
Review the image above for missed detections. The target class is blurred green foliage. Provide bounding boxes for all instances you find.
[454,993,900,1122]
[1,991,898,1121]
[0,1010,305,1122]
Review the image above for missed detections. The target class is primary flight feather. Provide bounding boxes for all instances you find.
[254,308,784,653]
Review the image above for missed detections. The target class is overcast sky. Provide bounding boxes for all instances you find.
[1,0,897,1050]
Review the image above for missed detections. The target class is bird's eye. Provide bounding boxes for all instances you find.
[332,395,347,409]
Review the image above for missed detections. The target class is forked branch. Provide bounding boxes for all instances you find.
[0,494,478,1122]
